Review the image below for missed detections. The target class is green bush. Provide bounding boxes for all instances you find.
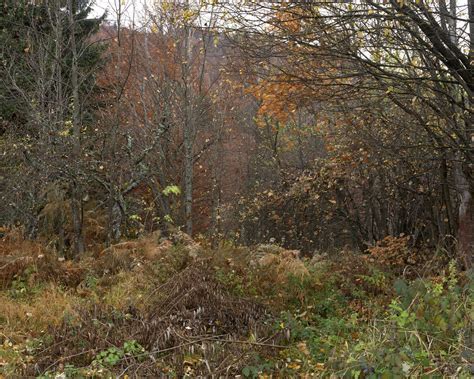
[93,340,145,368]
[329,263,473,377]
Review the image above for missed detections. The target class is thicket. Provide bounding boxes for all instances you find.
[0,230,472,377]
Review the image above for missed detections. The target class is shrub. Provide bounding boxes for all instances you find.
[328,262,473,377]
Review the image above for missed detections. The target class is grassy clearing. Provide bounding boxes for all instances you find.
[0,233,472,378]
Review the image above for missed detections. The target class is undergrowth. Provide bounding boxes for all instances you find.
[0,232,472,378]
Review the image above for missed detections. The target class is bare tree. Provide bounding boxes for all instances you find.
[215,0,472,264]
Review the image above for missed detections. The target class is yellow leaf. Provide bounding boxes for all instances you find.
[287,362,301,370]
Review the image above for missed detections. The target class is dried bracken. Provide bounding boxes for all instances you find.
[30,260,278,377]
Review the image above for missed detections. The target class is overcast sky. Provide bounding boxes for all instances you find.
[91,0,146,24]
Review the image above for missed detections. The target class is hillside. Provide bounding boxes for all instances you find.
[1,230,472,378]
[1,1,473,377]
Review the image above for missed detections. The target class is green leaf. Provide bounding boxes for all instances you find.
[242,366,251,377]
[163,185,181,196]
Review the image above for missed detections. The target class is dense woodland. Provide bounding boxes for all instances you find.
[0,0,473,377]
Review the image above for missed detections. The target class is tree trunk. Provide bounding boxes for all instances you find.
[456,162,473,269]
[469,0,474,64]
[68,0,84,256]
[149,178,171,235]
[107,199,122,245]
[459,0,474,269]
[184,136,193,235]
[183,1,194,235]
[440,155,456,237]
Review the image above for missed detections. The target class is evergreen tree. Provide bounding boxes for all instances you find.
[0,0,104,134]
[0,0,106,252]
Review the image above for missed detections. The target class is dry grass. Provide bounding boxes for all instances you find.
[100,267,155,311]
[0,233,324,376]
[257,247,309,283]
[0,229,88,289]
[0,230,469,377]
[0,284,79,339]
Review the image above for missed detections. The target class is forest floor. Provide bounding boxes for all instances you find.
[0,230,472,378]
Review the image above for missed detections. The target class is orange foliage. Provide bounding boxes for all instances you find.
[248,75,310,123]
[271,6,303,34]
[367,235,411,267]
